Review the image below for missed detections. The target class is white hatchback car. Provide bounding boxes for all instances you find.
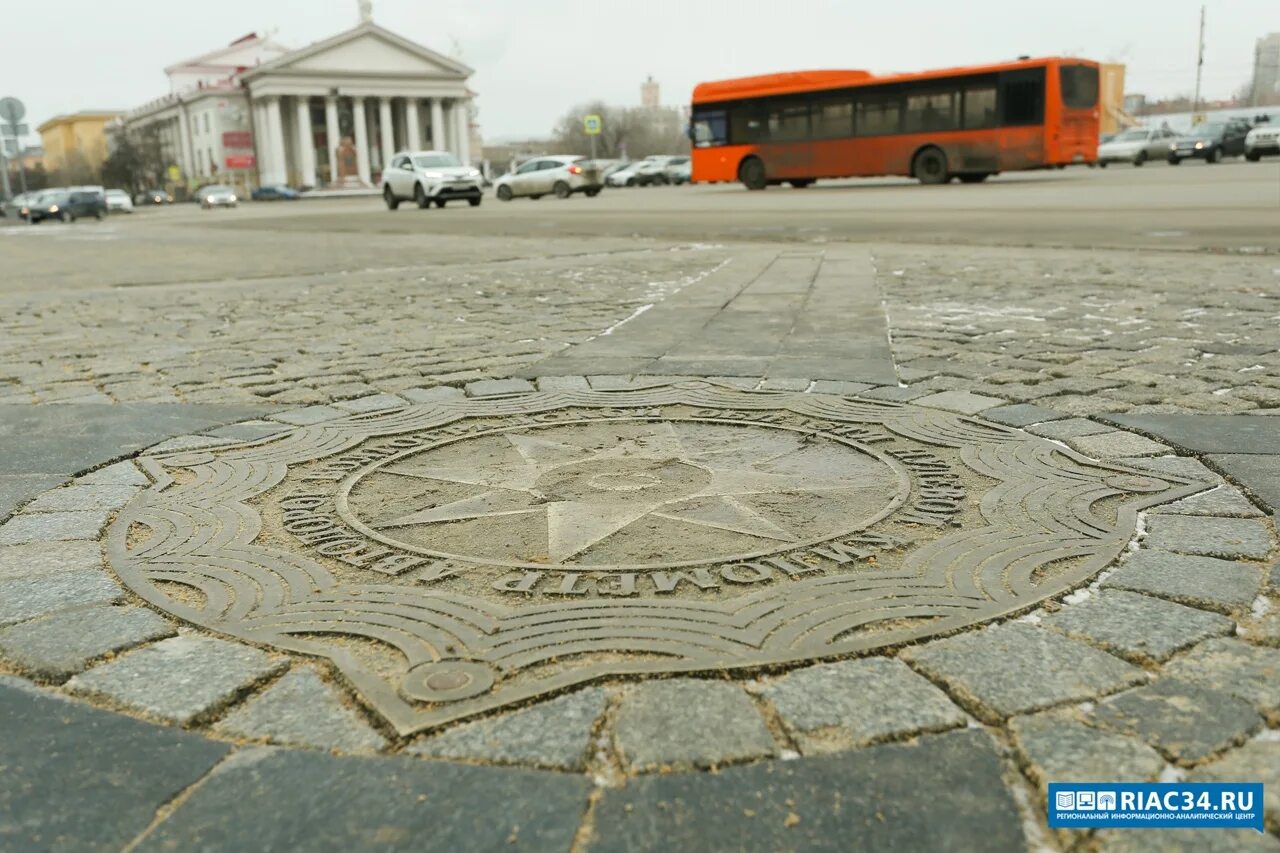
[493,156,603,200]
[382,150,483,209]
[105,189,134,213]
[1245,123,1279,161]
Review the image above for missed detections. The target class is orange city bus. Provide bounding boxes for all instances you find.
[689,57,1099,188]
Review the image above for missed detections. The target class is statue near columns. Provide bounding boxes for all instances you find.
[358,0,373,24]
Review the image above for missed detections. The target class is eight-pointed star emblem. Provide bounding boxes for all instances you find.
[369,421,890,564]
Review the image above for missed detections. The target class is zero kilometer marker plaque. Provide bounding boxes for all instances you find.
[109,381,1196,734]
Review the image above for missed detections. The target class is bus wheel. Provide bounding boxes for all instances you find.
[738,157,767,190]
[958,173,990,183]
[912,147,949,185]
[789,179,813,188]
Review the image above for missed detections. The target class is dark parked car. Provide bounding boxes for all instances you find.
[27,189,107,223]
[1167,120,1250,164]
[251,184,300,201]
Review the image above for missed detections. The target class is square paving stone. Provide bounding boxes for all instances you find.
[78,461,150,487]
[1116,455,1222,484]
[534,375,591,392]
[1066,431,1170,459]
[24,484,141,513]
[464,378,535,397]
[1148,485,1265,518]
[269,404,347,426]
[332,393,406,414]
[761,657,966,752]
[913,390,1006,415]
[213,668,387,753]
[588,729,1024,853]
[399,385,466,403]
[1087,679,1262,766]
[0,569,123,627]
[1190,740,1280,833]
[859,385,931,402]
[1143,516,1272,560]
[0,510,111,545]
[0,604,175,680]
[1210,454,1280,514]
[1107,413,1280,454]
[1009,711,1165,789]
[1025,417,1114,440]
[1163,638,1280,722]
[0,677,229,852]
[1040,589,1234,664]
[809,379,874,396]
[140,747,589,852]
[1103,550,1263,613]
[613,679,775,771]
[408,687,606,770]
[980,403,1069,428]
[68,635,287,724]
[901,623,1144,721]
[0,540,102,580]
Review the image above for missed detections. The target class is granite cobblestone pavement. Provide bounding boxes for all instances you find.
[1,207,1278,850]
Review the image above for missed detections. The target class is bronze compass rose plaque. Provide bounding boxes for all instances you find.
[110,382,1195,733]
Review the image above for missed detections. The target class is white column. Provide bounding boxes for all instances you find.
[266,97,287,186]
[294,97,316,188]
[406,99,422,150]
[430,98,445,151]
[324,96,340,186]
[378,97,395,170]
[453,100,471,165]
[176,106,194,181]
[352,97,372,186]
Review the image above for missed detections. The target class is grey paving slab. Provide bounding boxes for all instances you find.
[0,510,111,545]
[24,484,141,513]
[1040,589,1234,663]
[1010,711,1165,788]
[0,569,123,627]
[1163,638,1280,721]
[0,678,230,853]
[202,420,291,442]
[1148,485,1265,518]
[761,657,966,752]
[398,385,466,403]
[68,635,287,724]
[981,403,1070,427]
[1117,454,1223,484]
[408,687,606,770]
[332,393,406,413]
[1024,417,1114,440]
[268,404,347,425]
[1087,679,1262,765]
[1190,740,1280,833]
[213,668,387,753]
[140,748,590,852]
[901,622,1144,720]
[859,384,930,402]
[587,729,1024,853]
[1066,430,1171,459]
[0,473,66,518]
[464,377,536,396]
[0,540,103,581]
[0,604,175,680]
[1210,453,1280,513]
[809,379,875,395]
[1103,549,1263,613]
[1107,413,1280,454]
[613,679,775,771]
[912,389,1006,414]
[1142,515,1272,560]
[534,375,590,392]
[78,460,150,486]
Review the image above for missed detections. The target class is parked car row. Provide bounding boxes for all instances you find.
[1097,118,1274,166]
[605,155,691,187]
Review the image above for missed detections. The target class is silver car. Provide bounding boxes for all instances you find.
[493,155,603,200]
[382,150,483,209]
[1245,124,1279,161]
[1097,127,1177,166]
[196,185,238,209]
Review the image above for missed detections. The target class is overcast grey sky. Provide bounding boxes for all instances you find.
[9,0,1275,142]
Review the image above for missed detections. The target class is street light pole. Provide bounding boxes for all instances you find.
[1192,5,1205,118]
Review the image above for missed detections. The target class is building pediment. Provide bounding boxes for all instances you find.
[242,23,471,81]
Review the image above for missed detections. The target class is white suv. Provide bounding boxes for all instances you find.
[382,150,483,209]
[1245,123,1279,161]
[493,155,603,200]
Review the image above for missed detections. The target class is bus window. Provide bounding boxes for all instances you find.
[730,105,769,143]
[904,91,958,133]
[999,68,1045,126]
[692,109,728,147]
[768,102,810,142]
[962,86,997,129]
[855,93,901,136]
[1060,64,1098,109]
[813,96,854,139]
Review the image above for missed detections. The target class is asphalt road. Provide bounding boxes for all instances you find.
[160,158,1280,250]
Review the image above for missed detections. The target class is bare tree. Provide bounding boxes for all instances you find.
[551,101,689,160]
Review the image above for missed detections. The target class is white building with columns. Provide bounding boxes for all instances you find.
[119,13,476,193]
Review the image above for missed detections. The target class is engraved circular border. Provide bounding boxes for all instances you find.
[332,416,914,572]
